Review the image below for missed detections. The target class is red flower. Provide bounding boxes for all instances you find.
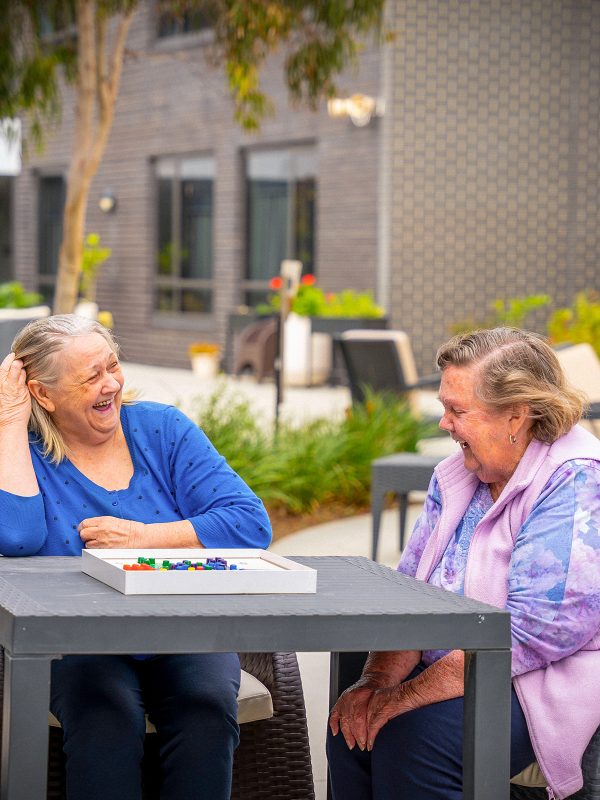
[300,274,316,286]
[269,276,283,290]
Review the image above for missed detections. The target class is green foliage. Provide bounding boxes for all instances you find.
[548,292,600,357]
[191,387,425,514]
[3,0,386,142]
[258,278,385,318]
[80,233,112,302]
[0,282,44,309]
[451,294,551,334]
[0,1,77,149]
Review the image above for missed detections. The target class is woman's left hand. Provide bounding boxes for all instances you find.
[79,516,146,549]
[365,681,422,751]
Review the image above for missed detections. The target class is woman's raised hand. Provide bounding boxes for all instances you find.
[0,353,31,427]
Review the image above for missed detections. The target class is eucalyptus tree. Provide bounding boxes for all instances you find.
[1,0,384,313]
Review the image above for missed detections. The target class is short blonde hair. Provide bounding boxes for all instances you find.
[12,314,121,462]
[436,328,586,443]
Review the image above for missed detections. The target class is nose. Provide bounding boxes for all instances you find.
[102,371,122,393]
[439,411,452,433]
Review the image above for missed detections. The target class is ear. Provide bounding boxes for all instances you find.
[27,380,56,413]
[508,403,531,437]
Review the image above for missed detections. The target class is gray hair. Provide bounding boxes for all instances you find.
[12,314,121,462]
[436,328,586,443]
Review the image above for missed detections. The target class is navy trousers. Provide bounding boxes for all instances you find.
[51,652,240,800]
[327,669,536,800]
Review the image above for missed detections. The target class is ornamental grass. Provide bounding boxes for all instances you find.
[190,388,431,515]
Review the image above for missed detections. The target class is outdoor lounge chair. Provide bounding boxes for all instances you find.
[233,317,278,382]
[555,342,600,438]
[0,649,315,800]
[335,329,442,420]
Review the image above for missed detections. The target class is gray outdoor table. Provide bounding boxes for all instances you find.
[0,555,511,800]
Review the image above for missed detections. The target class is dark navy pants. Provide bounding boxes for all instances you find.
[327,667,536,800]
[51,652,240,800]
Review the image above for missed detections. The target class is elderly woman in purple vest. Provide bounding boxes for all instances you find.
[327,328,600,800]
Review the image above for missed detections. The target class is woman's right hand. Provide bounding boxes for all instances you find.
[328,680,377,751]
[0,353,31,428]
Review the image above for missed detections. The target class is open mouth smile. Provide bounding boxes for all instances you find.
[93,399,113,410]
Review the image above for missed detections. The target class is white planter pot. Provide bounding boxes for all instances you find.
[283,313,332,387]
[190,353,219,380]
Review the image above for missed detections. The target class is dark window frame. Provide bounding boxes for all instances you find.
[154,154,215,317]
[37,174,66,304]
[243,145,318,308]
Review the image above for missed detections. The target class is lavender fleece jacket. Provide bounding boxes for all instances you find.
[408,425,600,799]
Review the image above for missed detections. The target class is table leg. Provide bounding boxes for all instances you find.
[463,649,511,800]
[1,652,55,800]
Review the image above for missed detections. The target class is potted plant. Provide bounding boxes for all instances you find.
[259,275,387,386]
[187,342,221,379]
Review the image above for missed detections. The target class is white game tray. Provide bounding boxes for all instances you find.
[81,548,317,595]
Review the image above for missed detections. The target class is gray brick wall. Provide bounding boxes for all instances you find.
[387,0,600,372]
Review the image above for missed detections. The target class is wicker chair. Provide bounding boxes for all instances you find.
[0,649,315,800]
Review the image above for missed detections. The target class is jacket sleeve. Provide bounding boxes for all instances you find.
[0,489,48,555]
[166,410,272,549]
[397,474,442,577]
[507,459,600,677]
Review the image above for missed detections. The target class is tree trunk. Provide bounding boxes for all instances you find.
[53,0,135,314]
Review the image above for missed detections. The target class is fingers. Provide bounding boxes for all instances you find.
[339,717,357,750]
[366,714,387,751]
[0,352,15,372]
[328,709,340,736]
[329,707,368,750]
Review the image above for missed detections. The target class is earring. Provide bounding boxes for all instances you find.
[509,434,517,445]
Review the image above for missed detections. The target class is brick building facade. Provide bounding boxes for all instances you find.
[11,0,600,372]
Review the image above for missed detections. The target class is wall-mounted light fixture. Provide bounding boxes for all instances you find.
[98,189,117,213]
[327,93,385,127]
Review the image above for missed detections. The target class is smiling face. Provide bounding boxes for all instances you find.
[438,364,531,499]
[29,333,124,449]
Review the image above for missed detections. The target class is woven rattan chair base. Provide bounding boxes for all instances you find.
[1,649,315,800]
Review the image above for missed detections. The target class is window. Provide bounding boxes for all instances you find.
[38,3,76,41]
[245,146,317,307]
[157,2,217,37]
[155,156,214,315]
[37,175,65,303]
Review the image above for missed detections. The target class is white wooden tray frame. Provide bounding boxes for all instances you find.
[81,548,317,595]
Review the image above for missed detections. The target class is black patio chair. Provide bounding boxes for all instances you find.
[335,329,441,414]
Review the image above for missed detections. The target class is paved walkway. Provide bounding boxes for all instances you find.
[121,361,450,800]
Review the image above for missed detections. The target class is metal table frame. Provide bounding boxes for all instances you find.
[0,555,511,800]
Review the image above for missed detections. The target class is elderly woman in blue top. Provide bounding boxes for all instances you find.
[0,314,271,800]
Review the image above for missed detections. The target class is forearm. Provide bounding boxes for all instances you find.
[0,424,38,496]
[399,649,464,708]
[362,650,422,687]
[135,519,202,548]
